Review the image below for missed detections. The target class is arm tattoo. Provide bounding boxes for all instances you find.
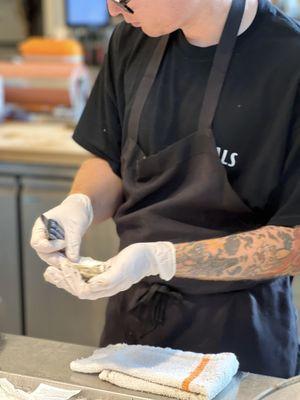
[175,225,300,281]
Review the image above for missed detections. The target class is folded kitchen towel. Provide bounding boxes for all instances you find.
[70,344,239,400]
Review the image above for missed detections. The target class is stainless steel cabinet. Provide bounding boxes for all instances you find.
[0,176,22,334]
[21,177,119,346]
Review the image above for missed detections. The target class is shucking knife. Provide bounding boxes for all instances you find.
[40,214,65,241]
[40,214,111,280]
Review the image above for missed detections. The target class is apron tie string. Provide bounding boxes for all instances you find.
[129,283,183,334]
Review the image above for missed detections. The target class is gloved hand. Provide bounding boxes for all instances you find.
[43,242,176,300]
[30,193,93,266]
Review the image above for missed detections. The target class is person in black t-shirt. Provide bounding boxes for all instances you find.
[31,0,300,378]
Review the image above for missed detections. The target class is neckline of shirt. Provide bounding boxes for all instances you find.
[171,0,270,60]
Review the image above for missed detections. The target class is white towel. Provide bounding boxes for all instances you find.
[70,344,239,400]
[0,378,80,400]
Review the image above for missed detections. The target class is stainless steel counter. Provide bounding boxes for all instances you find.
[0,334,284,399]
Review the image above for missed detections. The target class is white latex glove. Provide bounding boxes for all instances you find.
[30,193,93,266]
[43,242,176,300]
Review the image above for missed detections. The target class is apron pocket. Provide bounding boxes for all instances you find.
[128,282,184,340]
[137,131,213,181]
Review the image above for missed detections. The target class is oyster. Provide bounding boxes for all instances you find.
[64,257,111,281]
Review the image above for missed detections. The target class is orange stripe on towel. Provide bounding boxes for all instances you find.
[182,356,210,392]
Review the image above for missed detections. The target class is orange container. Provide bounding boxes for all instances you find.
[19,37,84,63]
[0,61,90,111]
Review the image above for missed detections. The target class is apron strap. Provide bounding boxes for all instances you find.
[127,35,169,142]
[198,0,246,131]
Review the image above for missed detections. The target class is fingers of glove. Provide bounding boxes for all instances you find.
[44,265,123,300]
[44,265,87,298]
[60,264,87,294]
[77,289,108,301]
[44,266,64,287]
[64,228,82,262]
[87,279,132,298]
[31,218,66,253]
[57,264,100,300]
[34,239,66,254]
[36,251,67,267]
[87,265,137,297]
[87,257,124,287]
[88,259,144,291]
[44,266,76,296]
[31,216,48,241]
[31,218,56,249]
[59,264,112,300]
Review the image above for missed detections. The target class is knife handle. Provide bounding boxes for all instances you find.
[40,214,65,241]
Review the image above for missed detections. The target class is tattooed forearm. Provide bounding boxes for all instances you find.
[175,225,300,281]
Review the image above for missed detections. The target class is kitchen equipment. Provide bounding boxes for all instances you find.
[65,0,109,28]
[19,37,84,64]
[0,60,90,122]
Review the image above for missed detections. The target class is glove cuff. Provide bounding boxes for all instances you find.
[150,241,176,281]
[62,193,94,226]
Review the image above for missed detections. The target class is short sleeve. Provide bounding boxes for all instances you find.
[73,29,122,177]
[267,87,300,227]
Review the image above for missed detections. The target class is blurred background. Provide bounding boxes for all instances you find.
[0,0,299,348]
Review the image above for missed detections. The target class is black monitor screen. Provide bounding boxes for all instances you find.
[65,0,109,27]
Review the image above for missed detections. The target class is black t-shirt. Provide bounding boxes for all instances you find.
[73,0,300,228]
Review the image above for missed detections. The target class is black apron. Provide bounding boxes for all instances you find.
[101,0,299,378]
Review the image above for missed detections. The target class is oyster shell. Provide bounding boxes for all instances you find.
[64,257,111,281]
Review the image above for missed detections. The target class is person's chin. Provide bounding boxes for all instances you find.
[131,22,141,28]
[140,26,167,37]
